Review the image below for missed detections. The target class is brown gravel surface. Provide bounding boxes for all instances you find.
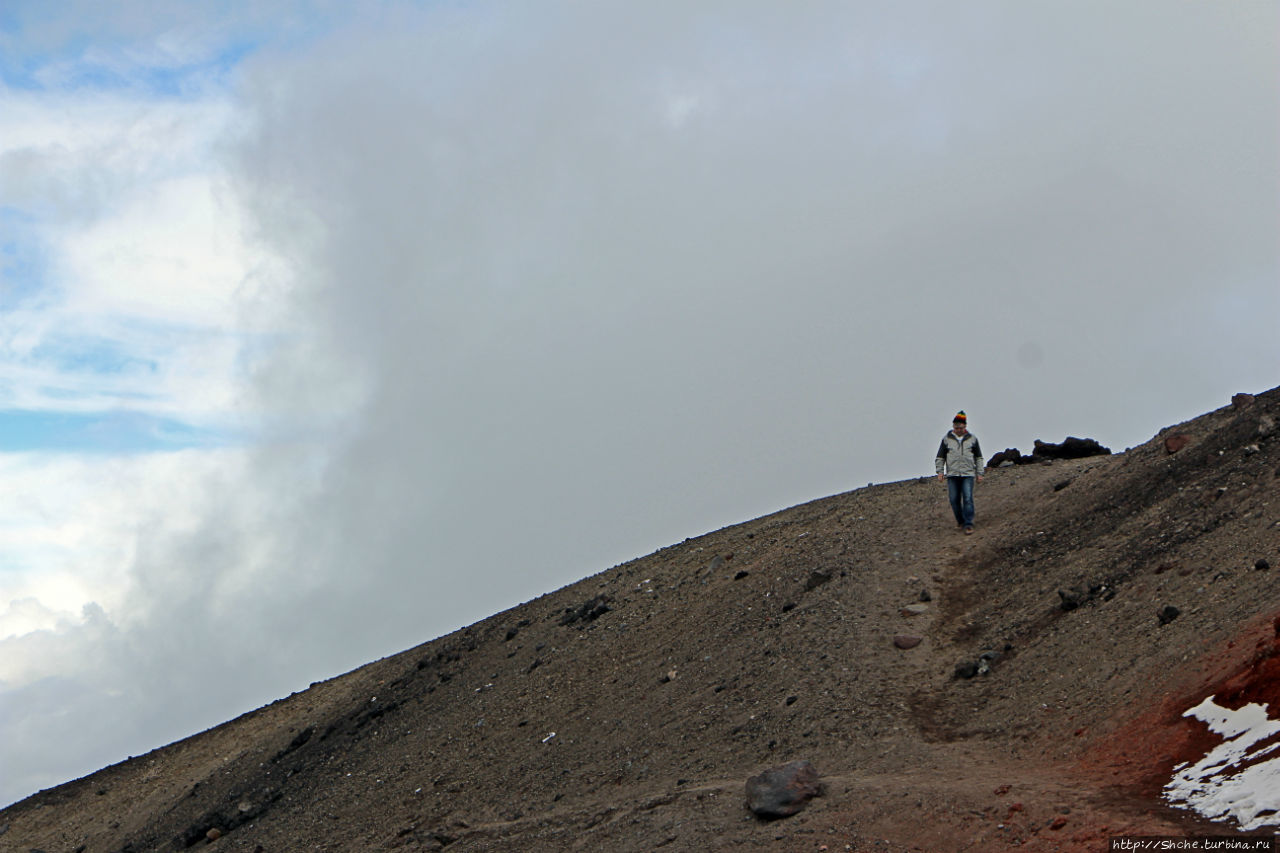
[4,388,1279,852]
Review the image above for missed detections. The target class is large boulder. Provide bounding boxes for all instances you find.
[986,448,1023,468]
[1031,437,1111,460]
[745,760,823,818]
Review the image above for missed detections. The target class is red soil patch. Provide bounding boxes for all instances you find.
[1214,615,1280,710]
[1078,610,1280,801]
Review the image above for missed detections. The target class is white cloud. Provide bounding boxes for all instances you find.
[0,443,332,803]
[0,450,242,646]
[0,87,230,215]
[206,0,1279,702]
[57,175,247,325]
[0,82,277,425]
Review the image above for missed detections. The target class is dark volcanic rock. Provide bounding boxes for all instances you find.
[1058,587,1086,612]
[1032,437,1111,460]
[560,595,611,626]
[989,437,1112,467]
[1158,605,1181,625]
[745,760,823,819]
[987,448,1023,468]
[805,569,833,591]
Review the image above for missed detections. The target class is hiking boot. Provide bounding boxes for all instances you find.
[963,526,974,535]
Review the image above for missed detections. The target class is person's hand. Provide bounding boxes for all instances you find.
[937,474,944,482]
[977,475,984,483]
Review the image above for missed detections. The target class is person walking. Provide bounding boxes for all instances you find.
[935,411,984,534]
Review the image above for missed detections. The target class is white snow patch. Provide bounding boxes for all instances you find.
[1163,695,1280,831]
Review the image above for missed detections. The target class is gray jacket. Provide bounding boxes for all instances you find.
[935,431,984,478]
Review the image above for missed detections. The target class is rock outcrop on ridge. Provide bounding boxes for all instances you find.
[987,436,1112,468]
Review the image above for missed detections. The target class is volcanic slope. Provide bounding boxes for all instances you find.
[4,387,1280,852]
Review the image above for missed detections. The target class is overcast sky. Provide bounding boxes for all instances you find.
[0,0,1276,807]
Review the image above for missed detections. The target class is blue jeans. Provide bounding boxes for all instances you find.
[947,476,975,527]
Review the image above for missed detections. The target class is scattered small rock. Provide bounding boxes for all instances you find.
[560,595,611,626]
[805,569,833,591]
[893,635,923,650]
[900,603,929,617]
[207,827,223,841]
[1232,392,1256,409]
[745,760,823,819]
[1053,479,1072,492]
[1165,434,1191,454]
[1049,816,1068,830]
[919,589,932,602]
[954,660,980,679]
[1158,605,1181,625]
[1256,558,1271,571]
[1259,415,1276,438]
[1057,587,1086,611]
[733,570,750,581]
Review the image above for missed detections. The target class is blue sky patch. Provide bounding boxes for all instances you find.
[31,334,161,379]
[0,1,264,95]
[0,227,49,308]
[1,39,259,95]
[0,409,233,453]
